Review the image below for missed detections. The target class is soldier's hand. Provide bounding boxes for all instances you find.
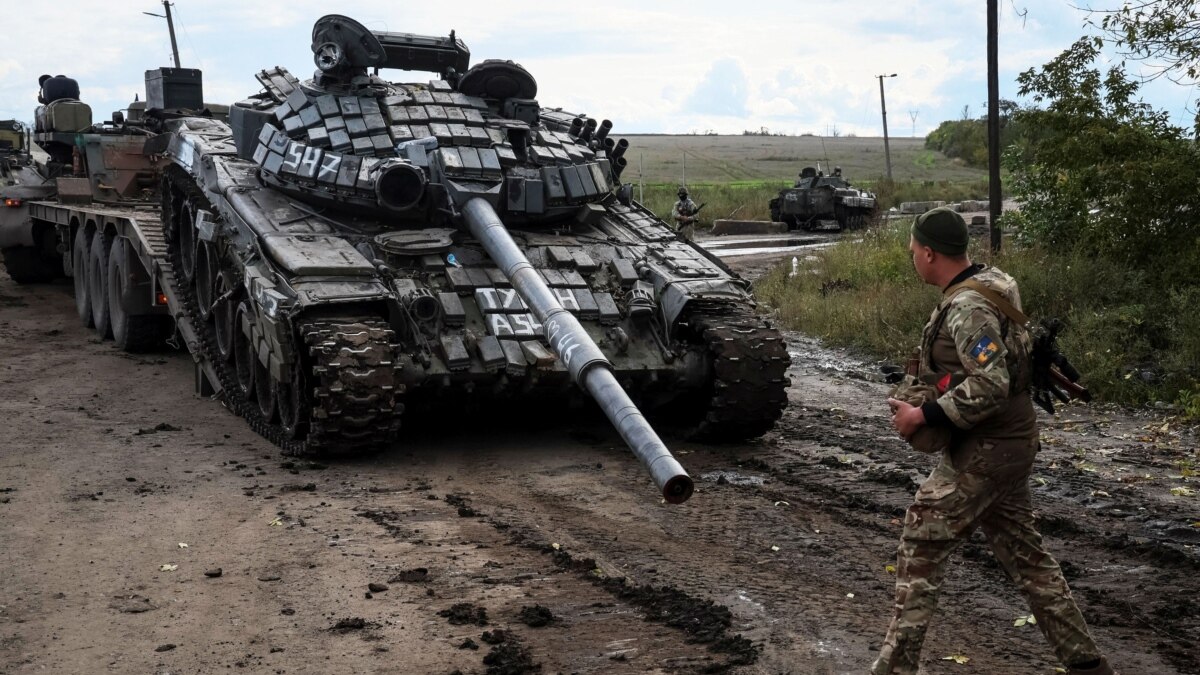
[887,398,926,439]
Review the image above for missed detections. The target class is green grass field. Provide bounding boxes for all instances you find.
[619,135,985,185]
[613,135,990,224]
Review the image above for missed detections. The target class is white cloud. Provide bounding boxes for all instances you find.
[0,0,1193,136]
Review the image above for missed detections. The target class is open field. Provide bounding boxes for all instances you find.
[619,135,986,185]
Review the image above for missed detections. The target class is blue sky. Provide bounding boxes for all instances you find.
[1,0,1195,137]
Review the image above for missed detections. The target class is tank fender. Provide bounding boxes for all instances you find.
[166,132,199,173]
[656,280,752,332]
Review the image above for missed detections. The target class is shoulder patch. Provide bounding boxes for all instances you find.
[969,330,1003,367]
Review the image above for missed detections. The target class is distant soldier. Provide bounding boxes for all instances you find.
[873,208,1118,675]
[671,186,699,240]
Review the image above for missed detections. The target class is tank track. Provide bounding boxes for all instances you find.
[687,310,791,441]
[162,168,403,456]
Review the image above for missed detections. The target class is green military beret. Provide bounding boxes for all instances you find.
[912,207,968,255]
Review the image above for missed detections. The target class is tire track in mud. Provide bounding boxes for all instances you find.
[335,480,754,673]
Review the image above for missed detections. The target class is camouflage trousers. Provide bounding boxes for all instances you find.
[871,441,1101,674]
[676,223,695,241]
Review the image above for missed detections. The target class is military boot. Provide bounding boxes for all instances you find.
[1068,656,1118,675]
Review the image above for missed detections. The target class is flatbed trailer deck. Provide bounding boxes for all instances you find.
[27,198,223,396]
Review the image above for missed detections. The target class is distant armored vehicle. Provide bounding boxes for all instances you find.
[3,16,791,503]
[0,119,27,163]
[769,166,877,230]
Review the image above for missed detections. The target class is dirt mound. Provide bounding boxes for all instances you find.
[518,605,554,627]
[438,603,489,626]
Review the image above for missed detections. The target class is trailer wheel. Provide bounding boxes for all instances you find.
[72,228,93,327]
[213,271,236,362]
[2,246,52,283]
[88,229,112,338]
[233,300,256,400]
[107,237,165,353]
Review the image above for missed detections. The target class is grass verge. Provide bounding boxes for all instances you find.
[755,220,1200,416]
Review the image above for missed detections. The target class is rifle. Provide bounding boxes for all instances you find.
[677,202,706,225]
[948,281,1092,414]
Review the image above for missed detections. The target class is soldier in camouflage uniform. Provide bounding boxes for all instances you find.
[872,208,1118,675]
[671,186,699,240]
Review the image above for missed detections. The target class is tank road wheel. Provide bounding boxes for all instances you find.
[107,237,165,353]
[254,357,278,423]
[72,228,93,327]
[212,271,237,362]
[177,201,198,286]
[195,241,218,322]
[275,359,306,441]
[88,229,112,338]
[233,300,256,400]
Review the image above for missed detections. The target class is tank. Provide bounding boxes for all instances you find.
[157,16,791,502]
[769,166,877,230]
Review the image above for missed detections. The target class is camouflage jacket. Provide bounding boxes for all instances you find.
[920,265,1036,439]
[671,198,698,224]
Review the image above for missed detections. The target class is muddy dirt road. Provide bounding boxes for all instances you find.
[1,268,1197,675]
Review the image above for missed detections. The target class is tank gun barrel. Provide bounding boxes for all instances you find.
[461,198,694,503]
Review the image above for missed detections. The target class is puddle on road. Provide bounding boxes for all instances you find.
[715,242,840,258]
[699,230,852,259]
[786,334,888,383]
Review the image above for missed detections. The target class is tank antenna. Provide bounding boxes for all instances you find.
[143,1,182,68]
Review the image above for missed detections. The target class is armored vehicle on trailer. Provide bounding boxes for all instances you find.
[0,119,27,167]
[769,166,876,230]
[158,15,789,501]
[0,69,224,306]
[0,119,34,190]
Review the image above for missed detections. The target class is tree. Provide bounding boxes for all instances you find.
[1090,0,1200,82]
[1006,38,1200,276]
[1089,1,1200,138]
[923,100,1027,168]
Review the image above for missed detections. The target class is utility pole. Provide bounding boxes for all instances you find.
[987,0,1001,252]
[144,1,181,68]
[909,109,919,137]
[877,73,897,181]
